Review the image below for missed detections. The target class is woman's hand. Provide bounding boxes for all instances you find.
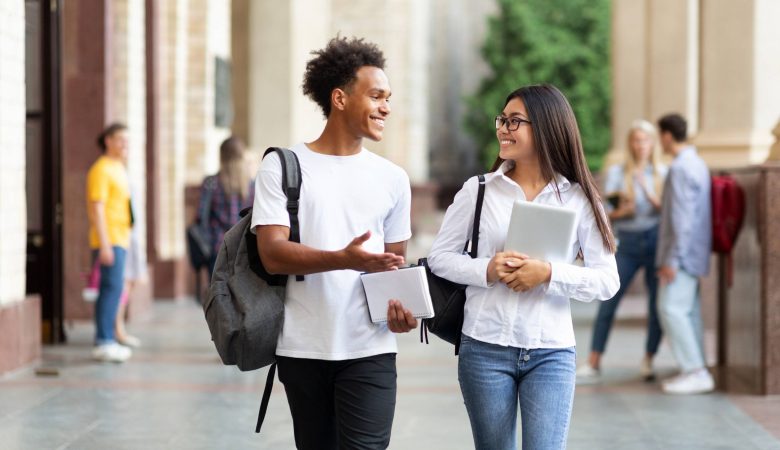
[99,245,115,266]
[609,194,635,219]
[487,251,528,284]
[499,258,552,292]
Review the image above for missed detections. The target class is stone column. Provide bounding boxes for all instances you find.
[608,0,698,167]
[329,0,430,183]
[61,0,151,317]
[150,0,188,298]
[695,0,780,168]
[185,0,231,186]
[608,0,649,167]
[230,0,250,144]
[0,0,40,375]
[0,1,27,308]
[107,0,151,314]
[244,0,330,155]
[61,0,110,319]
[725,163,780,394]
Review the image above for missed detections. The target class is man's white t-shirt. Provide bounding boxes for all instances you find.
[251,143,412,360]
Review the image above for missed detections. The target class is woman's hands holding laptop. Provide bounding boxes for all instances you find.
[488,251,552,292]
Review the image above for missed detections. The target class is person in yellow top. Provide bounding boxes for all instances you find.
[86,122,133,363]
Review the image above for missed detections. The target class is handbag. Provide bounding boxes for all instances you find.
[419,174,486,354]
[186,181,215,270]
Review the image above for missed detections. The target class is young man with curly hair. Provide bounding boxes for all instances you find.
[251,36,418,449]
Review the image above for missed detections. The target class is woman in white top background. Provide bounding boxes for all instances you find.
[577,120,667,384]
[428,84,619,450]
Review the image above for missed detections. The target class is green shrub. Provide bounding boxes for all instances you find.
[465,0,611,171]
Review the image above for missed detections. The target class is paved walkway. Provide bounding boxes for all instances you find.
[1,297,779,449]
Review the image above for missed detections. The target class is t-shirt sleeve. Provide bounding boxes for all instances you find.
[86,163,110,203]
[383,170,412,243]
[250,152,290,232]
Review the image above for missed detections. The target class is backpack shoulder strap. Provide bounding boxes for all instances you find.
[263,147,304,281]
[469,174,487,258]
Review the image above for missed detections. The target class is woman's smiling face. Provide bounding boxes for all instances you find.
[496,97,535,163]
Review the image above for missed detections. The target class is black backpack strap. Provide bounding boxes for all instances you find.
[469,175,487,258]
[454,174,487,356]
[263,147,304,282]
[255,362,276,433]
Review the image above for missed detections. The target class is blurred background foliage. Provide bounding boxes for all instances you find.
[465,0,612,172]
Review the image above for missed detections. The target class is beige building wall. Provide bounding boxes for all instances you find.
[230,0,250,145]
[185,0,231,185]
[108,0,147,268]
[610,0,780,169]
[241,0,430,182]
[0,1,26,306]
[330,0,431,182]
[609,0,698,167]
[610,0,648,166]
[696,0,780,167]
[246,0,330,157]
[428,0,497,184]
[156,0,188,259]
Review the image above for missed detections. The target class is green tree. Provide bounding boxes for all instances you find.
[465,0,612,171]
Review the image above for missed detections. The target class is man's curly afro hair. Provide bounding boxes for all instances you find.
[302,36,386,118]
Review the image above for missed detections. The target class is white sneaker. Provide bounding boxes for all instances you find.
[662,369,714,394]
[576,364,601,384]
[92,343,132,363]
[117,334,142,348]
[661,372,686,388]
[639,357,655,381]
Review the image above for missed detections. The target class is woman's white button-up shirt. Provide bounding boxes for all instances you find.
[427,162,619,349]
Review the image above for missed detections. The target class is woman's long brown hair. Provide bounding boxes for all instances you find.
[490,84,616,253]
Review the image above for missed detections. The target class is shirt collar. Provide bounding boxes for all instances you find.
[678,145,697,158]
[487,160,573,193]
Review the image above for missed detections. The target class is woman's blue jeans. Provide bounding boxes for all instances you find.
[590,226,662,355]
[458,334,576,450]
[93,246,127,345]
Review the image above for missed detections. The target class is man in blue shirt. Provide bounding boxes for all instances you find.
[655,113,714,394]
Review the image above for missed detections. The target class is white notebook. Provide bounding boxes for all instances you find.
[360,266,435,323]
[504,200,578,263]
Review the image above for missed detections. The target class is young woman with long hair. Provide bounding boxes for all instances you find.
[428,84,619,450]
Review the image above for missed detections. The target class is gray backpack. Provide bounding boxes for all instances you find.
[203,147,302,433]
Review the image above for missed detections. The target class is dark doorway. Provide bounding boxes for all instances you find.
[25,0,64,344]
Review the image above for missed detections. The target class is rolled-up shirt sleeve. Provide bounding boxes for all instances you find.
[547,202,619,302]
[427,177,492,288]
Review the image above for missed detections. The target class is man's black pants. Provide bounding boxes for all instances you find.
[276,353,397,450]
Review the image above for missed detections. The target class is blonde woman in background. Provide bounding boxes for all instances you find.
[577,119,667,383]
[196,136,255,277]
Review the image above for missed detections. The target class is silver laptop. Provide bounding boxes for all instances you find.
[504,200,578,263]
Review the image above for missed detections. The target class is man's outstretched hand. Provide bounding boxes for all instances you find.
[386,299,418,333]
[342,231,405,273]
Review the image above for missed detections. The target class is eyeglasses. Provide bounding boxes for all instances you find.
[495,115,532,131]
